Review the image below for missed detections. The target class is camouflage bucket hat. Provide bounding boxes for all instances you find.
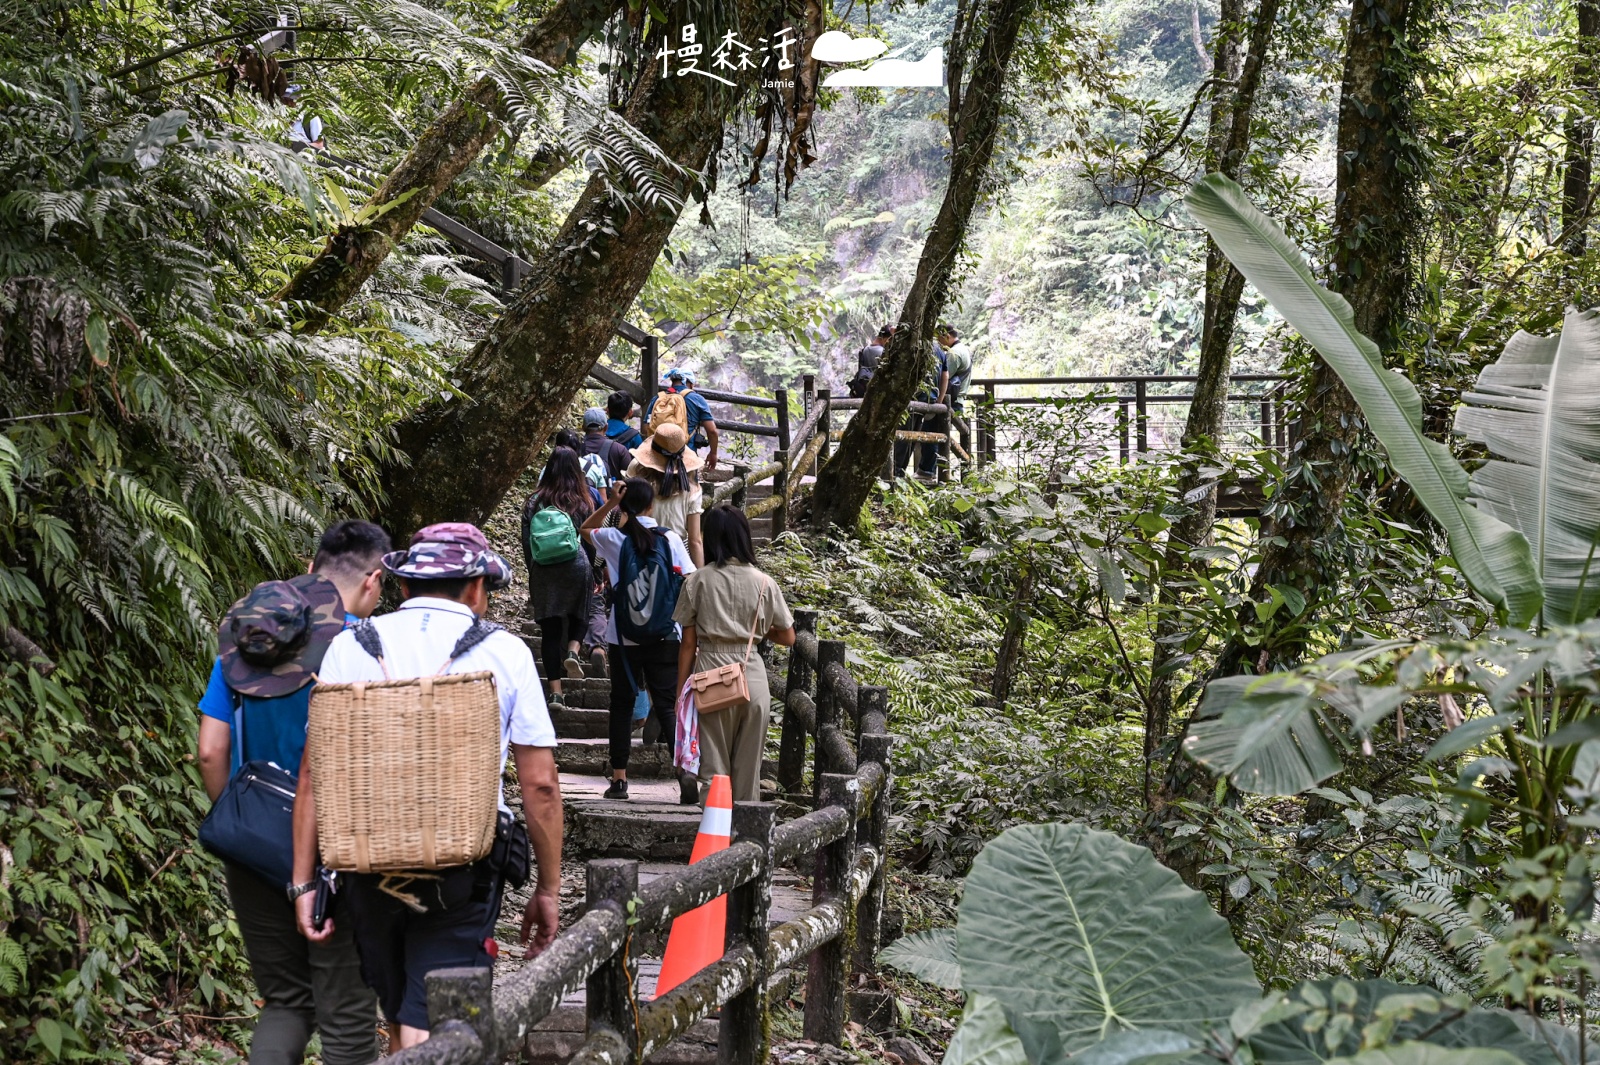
[382,522,512,591]
[218,573,346,698]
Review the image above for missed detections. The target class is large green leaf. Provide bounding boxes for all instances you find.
[956,823,1260,1057]
[879,929,962,989]
[1454,311,1600,625]
[1184,674,1345,794]
[1185,173,1541,625]
[1501,1013,1583,1065]
[1185,649,1411,795]
[944,994,1029,1065]
[1324,1047,1522,1065]
[1247,979,1562,1065]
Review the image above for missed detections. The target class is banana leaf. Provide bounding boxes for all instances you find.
[1184,173,1541,626]
[1454,310,1600,625]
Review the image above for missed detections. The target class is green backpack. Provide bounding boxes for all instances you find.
[526,507,580,566]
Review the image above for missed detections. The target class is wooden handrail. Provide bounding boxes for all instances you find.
[400,605,896,1065]
[971,373,1287,387]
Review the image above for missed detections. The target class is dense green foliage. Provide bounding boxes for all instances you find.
[0,0,572,1055]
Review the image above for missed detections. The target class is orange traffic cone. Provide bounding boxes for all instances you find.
[655,775,731,997]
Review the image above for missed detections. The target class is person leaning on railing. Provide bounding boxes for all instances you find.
[673,505,796,804]
[290,524,563,1052]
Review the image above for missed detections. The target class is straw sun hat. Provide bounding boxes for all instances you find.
[632,423,704,473]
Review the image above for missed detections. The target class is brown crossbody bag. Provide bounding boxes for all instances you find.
[687,583,769,714]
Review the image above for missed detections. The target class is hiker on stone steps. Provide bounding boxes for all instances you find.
[293,523,562,1051]
[674,505,796,804]
[195,520,391,1065]
[521,445,596,707]
[580,477,700,805]
[626,421,705,567]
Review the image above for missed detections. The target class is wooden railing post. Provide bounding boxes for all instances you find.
[772,449,789,538]
[858,685,887,740]
[586,858,640,1062]
[816,388,832,472]
[640,335,659,435]
[1135,378,1149,456]
[812,639,847,806]
[779,611,816,799]
[979,389,995,465]
[937,403,952,484]
[805,773,860,1045]
[854,732,895,975]
[426,966,496,1060]
[1260,397,1272,449]
[732,460,750,509]
[1118,399,1131,464]
[719,803,778,1065]
[775,387,791,453]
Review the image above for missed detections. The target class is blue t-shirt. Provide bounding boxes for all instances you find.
[197,658,312,777]
[643,390,716,448]
[606,419,644,450]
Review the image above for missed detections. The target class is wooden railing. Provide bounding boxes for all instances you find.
[967,374,1291,466]
[390,610,893,1065]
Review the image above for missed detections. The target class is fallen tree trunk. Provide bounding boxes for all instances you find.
[378,5,781,533]
[277,0,625,329]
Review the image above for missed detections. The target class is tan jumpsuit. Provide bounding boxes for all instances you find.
[672,562,794,803]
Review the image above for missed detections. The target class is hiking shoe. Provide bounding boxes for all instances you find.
[679,773,701,806]
[589,647,608,678]
[603,779,629,801]
[563,654,584,680]
[548,690,565,708]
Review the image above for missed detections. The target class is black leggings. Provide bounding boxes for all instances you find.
[537,614,582,682]
[608,640,680,771]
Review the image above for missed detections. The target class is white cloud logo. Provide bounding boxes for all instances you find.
[821,46,944,88]
[811,30,888,64]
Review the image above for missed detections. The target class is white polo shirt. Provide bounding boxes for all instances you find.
[317,597,556,809]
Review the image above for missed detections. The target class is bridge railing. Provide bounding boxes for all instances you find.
[395,610,893,1065]
[968,374,1291,467]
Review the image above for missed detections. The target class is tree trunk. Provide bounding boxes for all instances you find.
[809,0,1037,528]
[991,563,1035,708]
[1563,0,1600,256]
[1218,0,1423,670]
[1155,0,1428,878]
[1146,0,1280,763]
[376,9,775,534]
[276,0,624,329]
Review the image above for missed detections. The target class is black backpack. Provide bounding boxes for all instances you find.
[848,342,883,398]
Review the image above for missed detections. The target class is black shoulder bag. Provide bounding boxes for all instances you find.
[197,692,299,889]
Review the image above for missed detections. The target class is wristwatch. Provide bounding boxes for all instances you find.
[286,880,317,902]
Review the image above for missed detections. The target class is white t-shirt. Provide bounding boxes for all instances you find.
[590,516,696,645]
[317,597,556,809]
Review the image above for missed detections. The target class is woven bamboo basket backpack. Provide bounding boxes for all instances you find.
[307,619,502,873]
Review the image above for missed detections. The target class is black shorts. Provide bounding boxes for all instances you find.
[343,865,504,1030]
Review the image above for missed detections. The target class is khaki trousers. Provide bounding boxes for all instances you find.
[694,651,770,803]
